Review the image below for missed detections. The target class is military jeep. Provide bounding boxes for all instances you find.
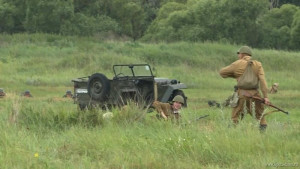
[72,64,187,110]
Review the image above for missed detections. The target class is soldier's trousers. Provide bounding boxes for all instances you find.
[231,89,267,125]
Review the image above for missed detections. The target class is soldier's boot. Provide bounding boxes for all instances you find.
[259,124,267,133]
[228,120,239,128]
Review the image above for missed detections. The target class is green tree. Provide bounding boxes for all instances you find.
[120,2,146,40]
[216,0,269,46]
[24,0,74,34]
[187,0,221,41]
[59,13,120,36]
[0,1,16,33]
[73,0,112,16]
[290,10,300,49]
[140,0,163,32]
[142,2,187,41]
[258,4,299,49]
[143,0,269,45]
[278,0,300,7]
[0,0,26,33]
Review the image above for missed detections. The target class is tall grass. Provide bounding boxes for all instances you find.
[1,97,298,168]
[0,33,299,168]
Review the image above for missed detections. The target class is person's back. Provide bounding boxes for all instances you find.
[219,46,269,132]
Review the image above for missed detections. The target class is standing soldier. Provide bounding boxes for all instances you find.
[152,95,185,122]
[219,46,270,132]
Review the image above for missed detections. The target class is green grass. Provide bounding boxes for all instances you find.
[0,33,299,169]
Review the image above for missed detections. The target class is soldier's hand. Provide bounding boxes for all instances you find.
[161,112,168,120]
[264,98,270,105]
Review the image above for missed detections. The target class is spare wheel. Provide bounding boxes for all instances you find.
[87,73,110,101]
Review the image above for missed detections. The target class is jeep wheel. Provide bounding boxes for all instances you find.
[171,90,187,107]
[88,73,110,101]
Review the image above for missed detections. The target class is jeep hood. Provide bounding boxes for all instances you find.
[155,78,186,87]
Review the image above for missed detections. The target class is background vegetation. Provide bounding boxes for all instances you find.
[0,34,299,168]
[1,0,300,50]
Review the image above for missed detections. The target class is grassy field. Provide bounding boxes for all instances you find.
[0,34,299,169]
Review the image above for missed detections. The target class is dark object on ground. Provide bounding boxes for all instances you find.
[259,124,267,133]
[182,114,209,126]
[208,100,220,108]
[72,64,188,110]
[63,90,73,98]
[22,90,33,97]
[0,88,6,97]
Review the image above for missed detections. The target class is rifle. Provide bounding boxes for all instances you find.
[242,92,289,115]
[194,114,210,121]
[182,114,209,126]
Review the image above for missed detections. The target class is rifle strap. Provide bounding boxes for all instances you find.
[241,90,258,99]
[262,110,279,118]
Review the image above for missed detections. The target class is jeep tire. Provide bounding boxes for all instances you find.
[88,73,110,101]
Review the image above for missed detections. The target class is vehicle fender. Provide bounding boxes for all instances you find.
[160,84,187,103]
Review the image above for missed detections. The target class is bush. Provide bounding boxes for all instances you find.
[60,14,120,36]
[290,10,300,49]
[0,2,16,33]
[258,4,299,49]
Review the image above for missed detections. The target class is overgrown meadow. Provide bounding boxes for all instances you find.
[0,34,299,169]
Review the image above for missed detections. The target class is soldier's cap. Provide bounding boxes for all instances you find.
[25,90,30,94]
[0,88,4,92]
[172,95,184,104]
[66,90,72,94]
[237,46,252,56]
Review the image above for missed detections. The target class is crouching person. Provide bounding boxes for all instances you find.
[152,95,184,122]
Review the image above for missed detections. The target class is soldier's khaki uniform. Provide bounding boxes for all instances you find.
[0,92,5,98]
[219,55,268,125]
[152,101,180,121]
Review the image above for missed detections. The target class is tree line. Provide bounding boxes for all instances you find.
[1,0,300,50]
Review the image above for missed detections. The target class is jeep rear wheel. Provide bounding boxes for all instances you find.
[88,73,110,101]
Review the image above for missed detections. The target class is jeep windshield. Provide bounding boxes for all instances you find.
[113,64,153,77]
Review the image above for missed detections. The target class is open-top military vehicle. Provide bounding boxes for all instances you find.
[72,64,187,110]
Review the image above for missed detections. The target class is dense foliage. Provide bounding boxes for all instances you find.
[0,0,300,50]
